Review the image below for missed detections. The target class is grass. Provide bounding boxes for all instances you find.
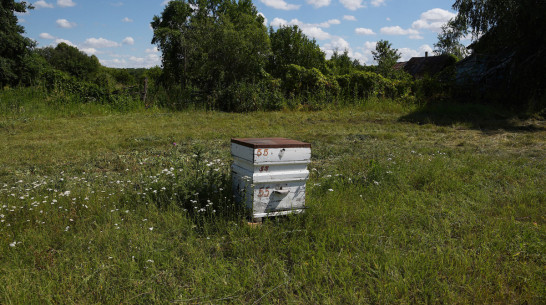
[0,95,545,304]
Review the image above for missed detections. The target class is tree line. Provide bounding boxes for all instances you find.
[2,0,544,111]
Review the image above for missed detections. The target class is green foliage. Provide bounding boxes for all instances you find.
[267,25,326,78]
[92,70,117,94]
[151,0,271,105]
[105,68,136,86]
[434,19,469,60]
[19,50,49,86]
[0,109,544,303]
[36,43,101,81]
[282,64,339,102]
[335,70,407,100]
[219,80,283,112]
[372,40,401,78]
[452,0,545,46]
[328,50,362,75]
[450,0,546,107]
[40,69,143,112]
[0,0,35,87]
[43,69,105,103]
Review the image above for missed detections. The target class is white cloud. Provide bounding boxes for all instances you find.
[34,0,54,8]
[411,8,456,33]
[270,18,332,40]
[398,45,433,61]
[303,27,332,40]
[325,37,350,51]
[386,17,391,21]
[111,1,123,6]
[370,0,386,7]
[363,41,377,50]
[355,27,375,35]
[161,0,170,5]
[322,38,371,65]
[380,26,419,36]
[260,0,300,10]
[321,38,349,57]
[53,38,75,47]
[80,48,98,55]
[83,37,120,48]
[56,19,76,28]
[270,17,288,27]
[339,0,364,11]
[122,17,133,23]
[101,53,161,68]
[409,34,424,40]
[306,0,330,8]
[100,58,126,67]
[145,47,159,53]
[57,0,76,7]
[39,32,55,39]
[122,37,134,45]
[343,15,356,21]
[357,41,378,64]
[270,18,338,29]
[258,12,268,26]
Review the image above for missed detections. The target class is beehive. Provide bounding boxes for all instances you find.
[231,138,311,221]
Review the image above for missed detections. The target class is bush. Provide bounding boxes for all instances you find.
[280,64,340,109]
[218,80,284,112]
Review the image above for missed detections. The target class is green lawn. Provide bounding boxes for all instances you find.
[1,102,544,304]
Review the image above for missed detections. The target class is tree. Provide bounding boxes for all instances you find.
[434,19,469,60]
[452,0,546,51]
[328,49,361,75]
[451,0,546,106]
[371,40,401,78]
[267,25,325,77]
[0,0,35,87]
[37,43,100,80]
[151,0,270,96]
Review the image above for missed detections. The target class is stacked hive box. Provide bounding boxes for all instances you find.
[231,138,311,221]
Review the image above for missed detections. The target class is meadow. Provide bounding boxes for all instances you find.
[0,93,545,304]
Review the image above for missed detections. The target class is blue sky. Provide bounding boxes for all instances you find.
[17,0,462,68]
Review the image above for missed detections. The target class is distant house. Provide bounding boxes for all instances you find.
[394,53,456,79]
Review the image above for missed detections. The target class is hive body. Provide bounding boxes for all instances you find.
[231,138,311,219]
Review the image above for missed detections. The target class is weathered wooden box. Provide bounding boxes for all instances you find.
[231,138,311,220]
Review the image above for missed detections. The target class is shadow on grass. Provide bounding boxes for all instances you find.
[398,102,545,133]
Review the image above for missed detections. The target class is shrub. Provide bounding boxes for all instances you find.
[218,80,284,112]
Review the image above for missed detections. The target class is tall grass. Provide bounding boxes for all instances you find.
[0,86,147,118]
[0,97,544,303]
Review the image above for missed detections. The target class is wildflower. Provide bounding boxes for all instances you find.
[373,180,380,185]
[328,189,334,192]
[146,259,154,263]
[9,241,17,247]
[149,227,153,231]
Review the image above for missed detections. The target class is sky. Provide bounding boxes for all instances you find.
[16,0,463,68]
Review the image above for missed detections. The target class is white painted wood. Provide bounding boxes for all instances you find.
[231,140,311,219]
[231,143,311,164]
